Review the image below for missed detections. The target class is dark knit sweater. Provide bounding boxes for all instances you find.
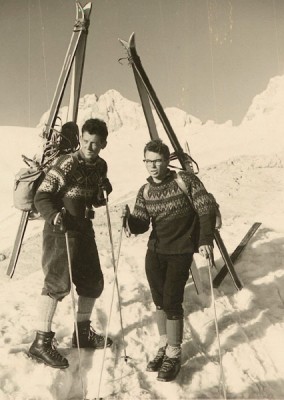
[34,150,111,233]
[128,169,216,254]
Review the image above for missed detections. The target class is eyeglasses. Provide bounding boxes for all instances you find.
[143,159,163,166]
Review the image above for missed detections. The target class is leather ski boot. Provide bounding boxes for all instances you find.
[157,355,181,382]
[28,330,69,369]
[146,346,166,372]
[72,320,113,349]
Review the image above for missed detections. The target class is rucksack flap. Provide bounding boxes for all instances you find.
[13,167,45,212]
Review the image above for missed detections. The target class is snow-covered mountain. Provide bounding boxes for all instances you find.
[0,75,284,400]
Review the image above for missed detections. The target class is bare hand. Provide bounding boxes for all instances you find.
[199,245,213,260]
[121,204,130,219]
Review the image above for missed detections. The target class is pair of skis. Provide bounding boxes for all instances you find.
[7,2,92,278]
[119,33,261,292]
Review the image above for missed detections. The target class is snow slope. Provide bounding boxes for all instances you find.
[0,76,284,400]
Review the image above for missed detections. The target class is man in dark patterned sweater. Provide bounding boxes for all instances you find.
[122,139,217,382]
[28,118,113,369]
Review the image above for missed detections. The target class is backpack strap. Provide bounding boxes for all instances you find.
[174,171,196,211]
[175,170,222,229]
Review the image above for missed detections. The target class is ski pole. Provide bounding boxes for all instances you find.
[103,190,128,357]
[208,254,227,400]
[65,230,86,400]
[97,203,129,399]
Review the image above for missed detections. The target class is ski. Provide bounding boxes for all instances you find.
[213,222,261,288]
[119,33,193,170]
[119,32,244,293]
[6,211,29,278]
[41,2,91,147]
[213,230,243,290]
[7,2,92,278]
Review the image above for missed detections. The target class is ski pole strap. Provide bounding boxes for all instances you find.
[122,215,131,238]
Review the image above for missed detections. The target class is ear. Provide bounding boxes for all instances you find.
[101,140,107,149]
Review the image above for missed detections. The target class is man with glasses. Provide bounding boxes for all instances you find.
[122,139,217,382]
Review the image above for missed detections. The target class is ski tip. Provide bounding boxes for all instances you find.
[118,37,128,48]
[129,32,135,46]
[76,2,92,20]
[118,32,136,49]
[83,2,92,16]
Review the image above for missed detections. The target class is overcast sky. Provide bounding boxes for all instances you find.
[0,0,284,127]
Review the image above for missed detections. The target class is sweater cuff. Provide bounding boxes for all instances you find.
[198,212,216,247]
[128,214,149,234]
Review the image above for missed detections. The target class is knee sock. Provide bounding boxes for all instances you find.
[166,318,183,358]
[156,308,167,348]
[37,295,58,332]
[76,296,96,323]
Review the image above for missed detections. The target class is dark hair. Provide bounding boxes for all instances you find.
[144,139,170,160]
[82,118,108,142]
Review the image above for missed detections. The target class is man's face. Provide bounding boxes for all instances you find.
[80,131,106,161]
[144,150,169,181]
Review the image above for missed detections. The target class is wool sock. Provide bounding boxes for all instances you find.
[166,344,182,359]
[76,296,96,323]
[37,295,58,332]
[158,334,168,348]
[156,308,167,348]
[166,318,183,346]
[156,308,167,335]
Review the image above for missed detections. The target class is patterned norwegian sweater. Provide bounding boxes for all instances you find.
[128,169,216,254]
[34,150,111,233]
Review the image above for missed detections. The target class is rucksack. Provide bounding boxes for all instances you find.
[13,121,80,213]
[13,163,45,212]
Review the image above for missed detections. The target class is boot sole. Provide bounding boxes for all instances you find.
[157,366,181,382]
[71,342,113,349]
[27,352,69,369]
[146,366,160,372]
[146,362,164,372]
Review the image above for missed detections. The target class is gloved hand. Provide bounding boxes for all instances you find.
[53,208,69,232]
[99,177,112,196]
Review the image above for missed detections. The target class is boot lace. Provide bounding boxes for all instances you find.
[89,326,108,347]
[43,337,65,361]
[152,347,166,363]
[159,356,178,373]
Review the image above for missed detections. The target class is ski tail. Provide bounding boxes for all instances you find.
[6,211,29,278]
[213,223,261,288]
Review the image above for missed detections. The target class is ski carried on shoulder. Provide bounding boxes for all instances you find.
[119,32,245,293]
[119,33,195,171]
[7,2,92,278]
[213,222,261,288]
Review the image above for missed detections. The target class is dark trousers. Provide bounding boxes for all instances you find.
[41,230,104,301]
[145,249,193,319]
